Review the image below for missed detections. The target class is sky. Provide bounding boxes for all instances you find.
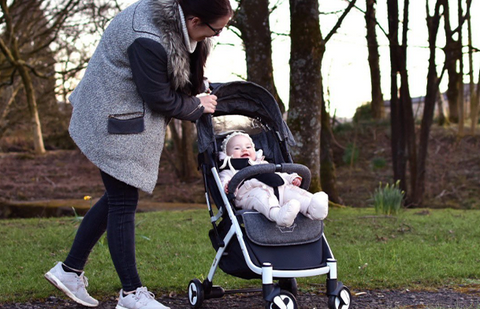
[120,0,480,119]
[203,0,480,119]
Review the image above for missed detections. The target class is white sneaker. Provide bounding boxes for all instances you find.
[116,287,170,309]
[44,262,99,307]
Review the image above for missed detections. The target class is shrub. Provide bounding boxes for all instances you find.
[371,157,387,170]
[352,102,373,122]
[373,180,405,215]
[342,143,359,166]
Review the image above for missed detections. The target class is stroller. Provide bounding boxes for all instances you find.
[188,81,351,309]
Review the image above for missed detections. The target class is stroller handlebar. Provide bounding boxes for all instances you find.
[227,163,312,198]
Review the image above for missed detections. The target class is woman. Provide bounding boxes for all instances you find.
[44,0,232,308]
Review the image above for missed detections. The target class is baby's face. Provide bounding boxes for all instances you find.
[226,135,256,160]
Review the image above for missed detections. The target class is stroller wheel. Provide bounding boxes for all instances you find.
[188,279,204,308]
[327,287,351,309]
[278,278,298,297]
[265,290,298,309]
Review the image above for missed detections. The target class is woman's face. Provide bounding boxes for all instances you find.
[186,15,230,42]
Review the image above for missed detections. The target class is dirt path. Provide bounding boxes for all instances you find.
[2,287,480,308]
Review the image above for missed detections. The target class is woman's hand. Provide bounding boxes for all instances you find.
[199,94,217,114]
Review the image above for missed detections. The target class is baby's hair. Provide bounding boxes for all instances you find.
[221,131,255,154]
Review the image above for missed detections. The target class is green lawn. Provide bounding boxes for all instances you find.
[1,207,479,303]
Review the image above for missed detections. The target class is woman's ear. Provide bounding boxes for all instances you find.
[188,16,202,27]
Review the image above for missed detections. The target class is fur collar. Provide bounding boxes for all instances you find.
[149,0,214,92]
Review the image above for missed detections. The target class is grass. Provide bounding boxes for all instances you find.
[1,208,480,304]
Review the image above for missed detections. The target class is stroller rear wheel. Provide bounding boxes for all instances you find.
[188,279,204,308]
[265,290,298,309]
[327,286,351,309]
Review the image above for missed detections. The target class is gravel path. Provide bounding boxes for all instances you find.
[2,287,480,308]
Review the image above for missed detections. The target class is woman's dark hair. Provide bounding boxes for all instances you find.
[178,0,233,24]
[178,0,232,95]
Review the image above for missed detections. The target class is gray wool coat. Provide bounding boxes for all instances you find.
[69,0,212,193]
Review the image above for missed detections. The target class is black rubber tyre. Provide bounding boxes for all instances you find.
[327,287,352,309]
[278,278,298,297]
[188,279,204,309]
[265,290,298,309]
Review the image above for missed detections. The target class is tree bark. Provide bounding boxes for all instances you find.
[17,65,45,154]
[288,0,324,192]
[457,0,464,136]
[365,0,384,119]
[232,0,285,113]
[180,121,200,181]
[0,0,46,153]
[467,0,477,134]
[320,106,340,203]
[387,0,407,192]
[443,0,461,124]
[413,0,442,205]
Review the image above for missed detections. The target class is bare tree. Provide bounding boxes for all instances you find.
[467,0,479,134]
[387,0,472,206]
[288,0,323,192]
[231,0,285,112]
[442,0,471,128]
[0,0,120,153]
[166,120,200,182]
[288,0,356,202]
[413,0,444,205]
[386,0,417,201]
[365,0,384,119]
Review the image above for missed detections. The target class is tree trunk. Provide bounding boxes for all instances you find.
[17,64,45,154]
[457,0,464,136]
[437,85,448,126]
[443,0,461,123]
[288,0,324,192]
[474,68,480,132]
[166,120,199,182]
[467,7,478,134]
[179,120,200,181]
[233,0,285,113]
[387,0,407,192]
[399,0,417,202]
[365,0,384,119]
[0,84,21,140]
[413,0,442,205]
[320,106,341,203]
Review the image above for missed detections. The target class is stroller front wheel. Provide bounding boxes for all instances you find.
[188,279,204,308]
[278,278,298,297]
[265,290,298,309]
[327,287,351,309]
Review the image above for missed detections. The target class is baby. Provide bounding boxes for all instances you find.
[218,131,328,227]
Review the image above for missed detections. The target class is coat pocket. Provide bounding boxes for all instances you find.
[107,112,145,134]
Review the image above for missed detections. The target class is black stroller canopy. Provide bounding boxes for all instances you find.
[196,81,296,154]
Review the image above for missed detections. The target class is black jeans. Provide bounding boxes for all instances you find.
[64,170,142,292]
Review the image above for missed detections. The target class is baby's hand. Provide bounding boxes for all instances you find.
[292,177,302,187]
[224,182,229,194]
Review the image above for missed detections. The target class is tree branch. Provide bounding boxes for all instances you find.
[324,0,358,44]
